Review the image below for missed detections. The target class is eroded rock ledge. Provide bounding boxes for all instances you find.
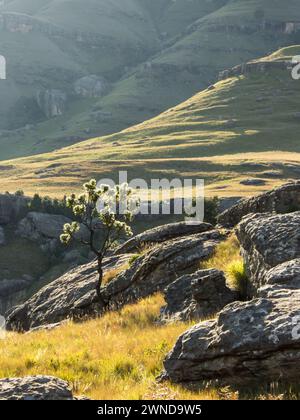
[164,290,300,385]
[6,226,222,331]
[218,181,300,228]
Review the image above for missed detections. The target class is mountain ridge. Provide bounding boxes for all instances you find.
[1,0,300,160]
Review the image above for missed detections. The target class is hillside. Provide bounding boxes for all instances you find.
[1,45,300,198]
[1,0,300,160]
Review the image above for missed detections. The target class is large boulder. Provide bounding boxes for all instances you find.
[17,212,71,243]
[236,212,300,295]
[17,212,72,253]
[102,230,222,307]
[5,253,132,332]
[115,221,213,254]
[163,290,300,385]
[218,182,300,227]
[74,75,108,97]
[263,259,300,290]
[6,231,222,331]
[161,269,236,322]
[0,376,77,400]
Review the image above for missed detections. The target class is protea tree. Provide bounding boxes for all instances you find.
[60,179,139,305]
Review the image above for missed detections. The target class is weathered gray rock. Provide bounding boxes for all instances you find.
[218,182,300,227]
[264,259,300,289]
[164,291,300,385]
[0,376,76,400]
[236,212,300,295]
[16,211,72,254]
[36,89,67,118]
[17,212,71,243]
[6,231,222,331]
[161,269,236,322]
[0,226,5,245]
[115,221,213,254]
[103,231,222,307]
[74,75,108,97]
[5,253,131,332]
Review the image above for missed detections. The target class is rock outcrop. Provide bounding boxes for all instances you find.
[6,231,222,331]
[161,269,236,322]
[17,212,72,253]
[17,212,71,242]
[164,291,300,385]
[236,212,300,295]
[74,75,108,97]
[0,376,78,400]
[219,59,291,81]
[115,221,213,254]
[263,259,300,290]
[36,89,67,118]
[218,182,300,228]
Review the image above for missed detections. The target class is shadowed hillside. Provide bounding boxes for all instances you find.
[1,0,300,160]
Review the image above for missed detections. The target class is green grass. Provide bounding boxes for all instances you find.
[1,45,300,198]
[200,234,249,294]
[1,1,300,161]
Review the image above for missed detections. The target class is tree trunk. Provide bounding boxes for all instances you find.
[96,256,107,307]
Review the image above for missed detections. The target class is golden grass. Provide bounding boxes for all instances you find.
[102,263,130,285]
[1,285,299,399]
[0,294,219,400]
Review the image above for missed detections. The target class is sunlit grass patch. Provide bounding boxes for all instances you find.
[0,294,199,400]
[200,235,249,297]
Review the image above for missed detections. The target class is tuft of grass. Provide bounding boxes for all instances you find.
[226,260,249,299]
[200,235,249,297]
[102,263,130,285]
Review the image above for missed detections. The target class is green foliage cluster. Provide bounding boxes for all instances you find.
[28,194,74,219]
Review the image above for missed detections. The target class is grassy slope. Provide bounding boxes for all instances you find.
[0,0,161,157]
[1,291,298,400]
[1,0,300,160]
[0,294,207,400]
[1,46,300,198]
[84,0,300,153]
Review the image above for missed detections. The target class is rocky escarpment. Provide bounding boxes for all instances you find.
[219,59,291,80]
[218,181,300,228]
[115,221,214,254]
[236,212,300,296]
[0,376,80,400]
[164,186,300,386]
[161,269,236,322]
[6,227,223,331]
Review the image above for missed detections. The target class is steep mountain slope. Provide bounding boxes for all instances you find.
[1,45,300,198]
[1,0,300,160]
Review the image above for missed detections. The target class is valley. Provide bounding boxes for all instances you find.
[1,46,300,199]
